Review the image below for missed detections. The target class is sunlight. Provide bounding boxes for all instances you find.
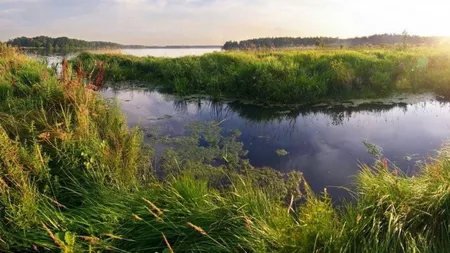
[4,0,450,252]
[361,0,450,37]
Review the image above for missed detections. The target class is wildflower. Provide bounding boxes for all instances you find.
[382,158,388,169]
[392,169,399,176]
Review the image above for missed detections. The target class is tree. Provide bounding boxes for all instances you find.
[315,39,326,48]
[221,33,441,50]
[6,36,123,50]
[402,30,409,50]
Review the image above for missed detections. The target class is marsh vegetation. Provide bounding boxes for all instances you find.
[2,43,450,252]
[76,47,450,103]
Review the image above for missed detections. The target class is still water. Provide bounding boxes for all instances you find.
[26,47,221,59]
[121,48,221,57]
[27,47,221,76]
[102,88,450,198]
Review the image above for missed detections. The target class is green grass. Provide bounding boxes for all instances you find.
[3,43,450,252]
[76,47,450,103]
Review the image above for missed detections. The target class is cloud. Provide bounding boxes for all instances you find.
[107,0,148,3]
[0,8,23,14]
[1,0,449,45]
[0,0,42,2]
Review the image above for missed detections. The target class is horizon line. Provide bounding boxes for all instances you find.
[6,33,450,47]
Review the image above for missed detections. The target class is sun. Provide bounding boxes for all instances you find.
[394,0,450,37]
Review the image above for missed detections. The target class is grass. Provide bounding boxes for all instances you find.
[2,43,450,252]
[75,47,450,103]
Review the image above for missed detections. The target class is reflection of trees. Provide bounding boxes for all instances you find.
[170,99,411,140]
[205,101,233,122]
[173,99,189,114]
[171,97,411,132]
[227,102,298,123]
[120,83,419,131]
[133,86,412,127]
[227,101,409,126]
[172,99,234,122]
[311,103,408,126]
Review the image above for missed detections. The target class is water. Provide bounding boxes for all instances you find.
[121,48,221,57]
[27,47,221,76]
[26,47,221,59]
[26,48,221,76]
[102,88,450,199]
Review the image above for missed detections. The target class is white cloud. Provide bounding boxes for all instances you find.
[103,0,152,5]
[0,0,42,2]
[0,8,23,14]
[1,0,450,44]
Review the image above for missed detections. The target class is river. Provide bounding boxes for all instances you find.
[31,48,450,199]
[102,88,450,199]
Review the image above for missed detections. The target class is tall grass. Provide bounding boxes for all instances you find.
[339,151,450,252]
[3,44,450,252]
[76,47,450,103]
[0,44,332,252]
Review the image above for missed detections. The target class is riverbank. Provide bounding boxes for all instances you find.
[75,47,450,103]
[2,44,450,252]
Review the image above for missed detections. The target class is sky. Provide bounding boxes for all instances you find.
[1,0,450,45]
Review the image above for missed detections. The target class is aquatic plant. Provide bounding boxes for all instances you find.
[275,149,289,156]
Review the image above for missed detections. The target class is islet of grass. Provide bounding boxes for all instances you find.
[75,47,450,104]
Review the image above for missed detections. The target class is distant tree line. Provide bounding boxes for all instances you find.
[7,36,124,51]
[223,34,447,50]
[125,45,221,49]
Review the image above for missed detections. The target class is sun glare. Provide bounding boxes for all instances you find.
[380,0,450,37]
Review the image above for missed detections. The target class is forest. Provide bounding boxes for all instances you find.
[223,33,448,50]
[6,36,123,50]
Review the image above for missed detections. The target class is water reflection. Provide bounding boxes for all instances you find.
[226,101,409,126]
[102,88,450,198]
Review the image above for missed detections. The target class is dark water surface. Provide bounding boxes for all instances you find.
[103,88,450,198]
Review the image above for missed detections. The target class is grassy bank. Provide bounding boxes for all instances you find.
[76,48,450,103]
[2,44,450,252]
